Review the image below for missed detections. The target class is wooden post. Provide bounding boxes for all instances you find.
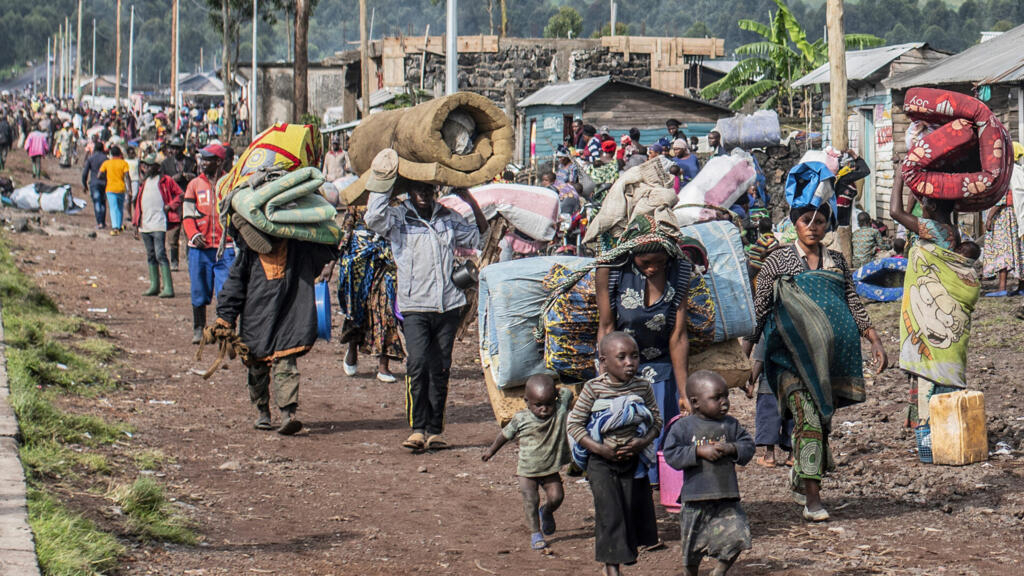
[115,0,122,107]
[827,0,851,262]
[826,0,847,151]
[170,0,178,124]
[359,0,369,119]
[222,0,234,133]
[293,0,309,120]
[75,2,82,103]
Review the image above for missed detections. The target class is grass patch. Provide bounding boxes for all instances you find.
[0,232,194,572]
[28,488,124,576]
[133,449,173,471]
[111,478,196,544]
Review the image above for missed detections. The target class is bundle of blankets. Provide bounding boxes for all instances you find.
[569,394,658,478]
[342,92,514,205]
[215,123,341,253]
[901,87,1013,212]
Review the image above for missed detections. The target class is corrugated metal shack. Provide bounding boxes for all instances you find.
[792,43,948,223]
[515,75,733,164]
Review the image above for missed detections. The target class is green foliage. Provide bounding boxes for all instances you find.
[701,0,882,113]
[28,488,124,576]
[544,6,583,39]
[134,449,173,471]
[684,21,710,38]
[112,478,196,544]
[592,22,629,38]
[382,90,433,110]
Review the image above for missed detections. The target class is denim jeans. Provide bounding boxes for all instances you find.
[106,192,126,230]
[141,231,168,266]
[89,180,107,226]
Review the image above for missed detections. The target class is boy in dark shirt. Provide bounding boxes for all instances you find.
[663,370,755,576]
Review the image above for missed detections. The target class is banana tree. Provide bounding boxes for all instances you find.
[702,0,882,115]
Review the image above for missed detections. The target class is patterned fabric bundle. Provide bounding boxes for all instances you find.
[228,166,341,245]
[216,123,325,205]
[542,265,599,382]
[899,241,979,388]
[337,221,404,360]
[901,87,1013,212]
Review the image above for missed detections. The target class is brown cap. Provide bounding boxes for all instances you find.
[365,148,398,193]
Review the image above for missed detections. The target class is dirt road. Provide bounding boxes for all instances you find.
[5,153,1024,575]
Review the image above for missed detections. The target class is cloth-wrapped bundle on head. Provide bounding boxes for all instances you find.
[342,92,514,205]
[215,123,340,251]
[901,87,1013,212]
[785,156,837,228]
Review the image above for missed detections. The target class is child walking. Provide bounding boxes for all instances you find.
[567,332,661,576]
[663,370,754,576]
[481,374,572,551]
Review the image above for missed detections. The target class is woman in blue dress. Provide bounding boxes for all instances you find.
[596,221,697,485]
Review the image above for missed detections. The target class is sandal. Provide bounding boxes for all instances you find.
[402,432,425,450]
[984,290,1010,298]
[756,453,776,468]
[531,532,547,550]
[539,505,556,535]
[802,506,830,522]
[425,434,448,450]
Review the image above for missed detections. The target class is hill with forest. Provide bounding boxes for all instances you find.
[0,0,1021,88]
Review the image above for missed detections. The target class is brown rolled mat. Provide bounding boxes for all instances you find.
[343,92,513,205]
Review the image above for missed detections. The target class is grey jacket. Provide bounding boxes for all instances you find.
[364,192,481,313]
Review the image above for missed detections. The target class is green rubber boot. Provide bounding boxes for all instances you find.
[158,263,175,298]
[143,264,160,296]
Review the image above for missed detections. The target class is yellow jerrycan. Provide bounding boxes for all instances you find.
[929,390,987,466]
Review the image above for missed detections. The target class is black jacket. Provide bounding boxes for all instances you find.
[216,240,338,362]
[835,157,870,199]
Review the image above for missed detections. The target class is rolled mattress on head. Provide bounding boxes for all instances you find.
[344,92,514,204]
[901,87,1013,212]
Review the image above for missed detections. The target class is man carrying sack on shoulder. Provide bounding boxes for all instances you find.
[363,149,488,452]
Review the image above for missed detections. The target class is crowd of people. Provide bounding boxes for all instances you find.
[6,90,1024,574]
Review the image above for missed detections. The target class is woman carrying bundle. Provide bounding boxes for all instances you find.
[325,204,405,383]
[743,202,887,521]
[595,215,704,485]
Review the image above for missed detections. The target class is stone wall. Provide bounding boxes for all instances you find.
[403,43,652,105]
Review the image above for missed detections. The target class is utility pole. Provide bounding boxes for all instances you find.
[46,37,51,97]
[115,0,122,107]
[76,0,83,104]
[58,24,63,98]
[359,0,369,118]
[826,0,851,260]
[172,0,180,127]
[293,0,309,120]
[91,18,96,99]
[252,0,259,136]
[128,5,134,104]
[65,16,71,96]
[445,0,457,95]
[826,0,848,151]
[222,0,235,133]
[610,1,617,37]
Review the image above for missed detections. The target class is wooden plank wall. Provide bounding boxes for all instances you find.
[583,84,731,127]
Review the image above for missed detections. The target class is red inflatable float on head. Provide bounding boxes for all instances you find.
[900,87,1012,212]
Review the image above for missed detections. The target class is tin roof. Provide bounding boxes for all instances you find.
[700,60,739,75]
[517,75,611,107]
[885,24,1024,89]
[792,43,925,88]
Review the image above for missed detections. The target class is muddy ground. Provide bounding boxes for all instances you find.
[4,152,1024,575]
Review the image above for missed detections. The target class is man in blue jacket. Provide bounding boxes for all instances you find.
[363,149,487,451]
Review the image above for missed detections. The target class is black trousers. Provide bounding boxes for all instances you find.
[588,454,659,565]
[403,308,461,435]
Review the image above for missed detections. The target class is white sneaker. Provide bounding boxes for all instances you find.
[802,506,830,522]
[376,372,397,383]
[343,360,357,376]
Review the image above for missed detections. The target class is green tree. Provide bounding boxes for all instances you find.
[684,20,710,38]
[592,22,629,38]
[701,0,883,114]
[544,6,583,39]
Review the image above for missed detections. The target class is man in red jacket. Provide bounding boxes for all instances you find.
[183,143,235,344]
[132,153,184,297]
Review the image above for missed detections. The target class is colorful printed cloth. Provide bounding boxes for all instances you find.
[746,232,780,273]
[851,226,884,269]
[899,241,979,388]
[763,270,865,432]
[542,265,599,382]
[337,207,404,360]
[981,199,1023,279]
[216,122,324,206]
[787,388,835,489]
